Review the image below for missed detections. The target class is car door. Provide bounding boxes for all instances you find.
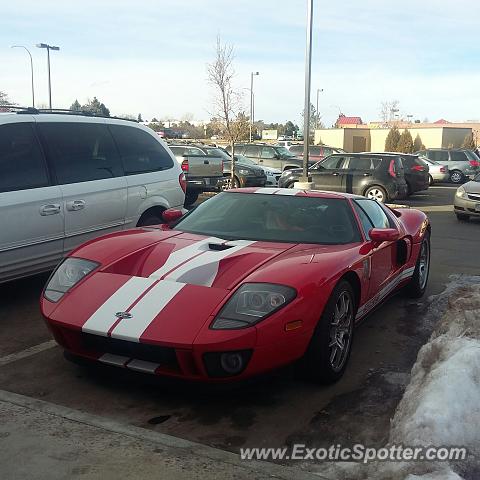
[448,150,469,174]
[108,124,184,227]
[311,155,347,192]
[243,145,261,163]
[342,156,382,195]
[260,146,280,169]
[37,120,127,253]
[352,199,400,301]
[0,120,64,282]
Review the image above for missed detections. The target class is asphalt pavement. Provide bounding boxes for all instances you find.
[0,183,479,479]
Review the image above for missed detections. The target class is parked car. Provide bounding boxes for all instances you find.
[226,143,315,171]
[168,144,223,205]
[454,173,480,221]
[288,144,344,163]
[41,188,430,383]
[234,154,281,186]
[190,145,267,189]
[0,111,186,284]
[418,156,449,185]
[278,153,408,202]
[415,148,480,184]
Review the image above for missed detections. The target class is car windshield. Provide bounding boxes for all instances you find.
[465,150,480,161]
[234,155,255,165]
[174,192,361,245]
[275,146,296,158]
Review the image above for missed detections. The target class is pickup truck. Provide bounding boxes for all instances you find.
[168,145,224,205]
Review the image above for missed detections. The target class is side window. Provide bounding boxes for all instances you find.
[109,125,174,175]
[0,123,49,192]
[352,202,374,239]
[169,146,185,156]
[38,122,123,185]
[348,157,380,170]
[244,145,259,157]
[289,145,303,155]
[261,147,276,159]
[320,156,346,169]
[185,147,204,155]
[450,151,468,162]
[429,150,449,162]
[354,200,391,233]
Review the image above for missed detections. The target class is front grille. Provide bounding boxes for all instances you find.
[467,193,480,201]
[81,333,178,369]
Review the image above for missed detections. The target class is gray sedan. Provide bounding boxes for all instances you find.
[419,156,449,185]
[454,173,480,221]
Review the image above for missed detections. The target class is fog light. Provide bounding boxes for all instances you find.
[220,353,244,374]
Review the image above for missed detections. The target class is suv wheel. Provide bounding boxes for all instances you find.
[456,213,470,222]
[364,185,387,203]
[450,170,464,184]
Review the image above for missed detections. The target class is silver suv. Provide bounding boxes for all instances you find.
[0,111,185,283]
[416,148,480,183]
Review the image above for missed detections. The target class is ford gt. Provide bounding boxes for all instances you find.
[41,188,430,384]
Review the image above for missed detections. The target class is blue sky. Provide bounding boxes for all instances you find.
[2,0,479,126]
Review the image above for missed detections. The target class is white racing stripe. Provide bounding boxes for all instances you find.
[275,188,302,195]
[164,240,255,287]
[254,188,278,194]
[82,277,157,336]
[110,280,186,342]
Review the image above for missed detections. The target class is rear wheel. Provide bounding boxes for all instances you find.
[456,213,470,222]
[184,191,199,206]
[450,170,464,184]
[299,280,355,384]
[405,231,430,298]
[137,212,163,226]
[428,174,434,186]
[364,185,387,203]
[222,176,240,190]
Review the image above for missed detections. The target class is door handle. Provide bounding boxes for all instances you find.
[259,159,263,163]
[332,172,340,176]
[66,200,86,211]
[363,172,372,177]
[40,204,61,216]
[204,160,209,164]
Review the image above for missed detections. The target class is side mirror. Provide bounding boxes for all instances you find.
[369,228,400,243]
[162,208,183,223]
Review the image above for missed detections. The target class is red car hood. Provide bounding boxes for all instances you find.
[48,232,295,347]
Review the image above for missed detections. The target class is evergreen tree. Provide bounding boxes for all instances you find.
[138,113,143,122]
[413,134,424,152]
[70,99,81,112]
[385,126,401,152]
[462,133,476,150]
[0,91,11,105]
[82,97,110,117]
[397,129,414,153]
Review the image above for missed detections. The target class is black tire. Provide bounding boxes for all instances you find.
[456,213,470,222]
[405,231,430,298]
[364,185,388,203]
[287,181,295,189]
[428,174,434,186]
[184,191,199,206]
[299,280,356,384]
[450,170,464,184]
[137,212,163,226]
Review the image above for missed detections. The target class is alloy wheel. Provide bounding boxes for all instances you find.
[328,291,353,372]
[366,188,385,202]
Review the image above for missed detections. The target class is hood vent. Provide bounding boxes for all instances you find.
[208,242,235,251]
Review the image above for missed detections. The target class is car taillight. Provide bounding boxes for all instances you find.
[181,159,189,172]
[411,165,426,172]
[469,160,480,167]
[179,173,187,193]
[388,159,396,177]
[440,166,446,173]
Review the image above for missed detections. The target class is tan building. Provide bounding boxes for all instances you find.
[315,126,473,153]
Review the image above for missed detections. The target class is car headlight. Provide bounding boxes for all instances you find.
[237,168,252,176]
[456,186,468,199]
[211,283,297,329]
[44,258,99,302]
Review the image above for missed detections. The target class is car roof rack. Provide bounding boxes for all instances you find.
[0,105,138,122]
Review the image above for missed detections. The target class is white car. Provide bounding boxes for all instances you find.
[234,154,281,186]
[0,110,186,283]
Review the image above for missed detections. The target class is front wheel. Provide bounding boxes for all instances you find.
[364,185,387,203]
[450,170,464,184]
[405,231,430,298]
[299,280,355,384]
[456,213,470,222]
[429,174,434,186]
[221,176,240,190]
[184,191,199,206]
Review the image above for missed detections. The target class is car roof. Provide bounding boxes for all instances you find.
[228,187,365,200]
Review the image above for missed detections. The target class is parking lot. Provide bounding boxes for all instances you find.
[1,183,478,466]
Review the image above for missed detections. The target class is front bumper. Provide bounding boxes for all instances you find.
[240,175,267,188]
[431,172,450,183]
[454,194,480,216]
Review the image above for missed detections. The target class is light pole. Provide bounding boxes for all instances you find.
[299,0,314,186]
[316,88,323,128]
[11,45,35,108]
[249,71,259,142]
[36,43,60,110]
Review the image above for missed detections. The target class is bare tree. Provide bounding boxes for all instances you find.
[207,36,245,187]
[379,100,400,127]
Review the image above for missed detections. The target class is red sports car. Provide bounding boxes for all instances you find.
[41,188,431,384]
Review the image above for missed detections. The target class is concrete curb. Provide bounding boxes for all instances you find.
[0,389,326,480]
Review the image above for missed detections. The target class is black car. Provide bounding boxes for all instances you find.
[196,146,267,189]
[226,143,315,171]
[278,153,408,203]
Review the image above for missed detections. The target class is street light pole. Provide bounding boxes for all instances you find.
[36,43,60,110]
[249,71,259,142]
[316,88,323,128]
[11,45,35,108]
[301,0,314,184]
